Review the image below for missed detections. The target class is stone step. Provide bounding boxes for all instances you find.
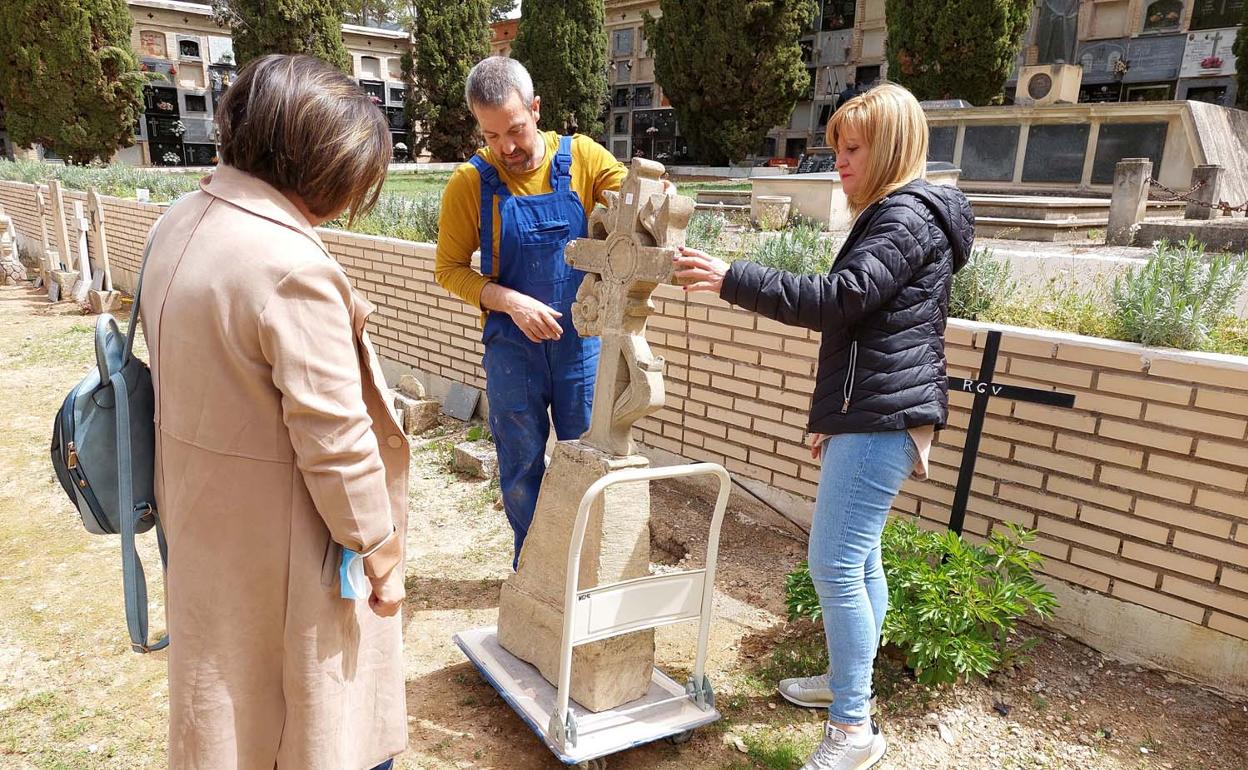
[694,202,751,214]
[695,190,751,205]
[968,194,1184,222]
[975,215,1112,242]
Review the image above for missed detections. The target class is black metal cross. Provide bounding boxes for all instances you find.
[945,330,1077,535]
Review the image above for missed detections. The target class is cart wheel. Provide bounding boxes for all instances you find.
[575,758,608,770]
[665,730,695,745]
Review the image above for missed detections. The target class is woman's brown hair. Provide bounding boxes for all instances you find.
[215,54,391,224]
[826,82,929,216]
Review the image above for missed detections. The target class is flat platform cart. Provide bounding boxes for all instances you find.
[454,462,732,768]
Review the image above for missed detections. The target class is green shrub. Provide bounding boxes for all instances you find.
[747,224,836,275]
[333,192,441,243]
[786,518,1057,687]
[1110,237,1248,350]
[0,159,200,201]
[949,246,1017,321]
[685,210,729,251]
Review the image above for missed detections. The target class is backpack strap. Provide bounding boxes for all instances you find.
[116,203,180,652]
[113,362,168,652]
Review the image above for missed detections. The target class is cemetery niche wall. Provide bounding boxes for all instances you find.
[920,99,1248,195]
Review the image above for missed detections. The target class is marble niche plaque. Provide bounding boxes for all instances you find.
[961,124,1020,182]
[928,126,957,164]
[1091,123,1169,184]
[1022,124,1091,183]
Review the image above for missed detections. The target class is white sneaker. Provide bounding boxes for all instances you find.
[778,674,834,707]
[798,721,886,770]
[777,676,879,714]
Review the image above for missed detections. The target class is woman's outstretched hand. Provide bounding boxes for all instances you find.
[674,246,729,294]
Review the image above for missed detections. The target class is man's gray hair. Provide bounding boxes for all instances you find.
[464,56,535,110]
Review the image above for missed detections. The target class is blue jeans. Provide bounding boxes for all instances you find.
[810,430,916,725]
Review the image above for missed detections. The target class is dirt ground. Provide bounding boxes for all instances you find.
[1,283,1245,770]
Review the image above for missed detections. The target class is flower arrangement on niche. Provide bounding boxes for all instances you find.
[162,152,181,165]
[1201,55,1224,69]
[171,120,187,136]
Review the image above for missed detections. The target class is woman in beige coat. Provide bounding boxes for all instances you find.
[140,55,409,770]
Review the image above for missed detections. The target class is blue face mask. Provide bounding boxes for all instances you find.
[339,548,369,600]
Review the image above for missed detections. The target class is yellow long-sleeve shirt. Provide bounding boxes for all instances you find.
[434,131,627,310]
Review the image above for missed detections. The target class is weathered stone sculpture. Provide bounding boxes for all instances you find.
[496,158,695,712]
[0,209,23,285]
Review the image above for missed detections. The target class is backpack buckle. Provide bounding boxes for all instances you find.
[136,503,154,521]
[131,642,152,653]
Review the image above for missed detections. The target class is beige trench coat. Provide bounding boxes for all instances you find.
[141,165,410,770]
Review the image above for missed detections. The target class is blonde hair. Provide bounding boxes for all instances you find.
[826,82,929,215]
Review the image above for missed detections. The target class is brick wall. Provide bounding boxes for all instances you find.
[3,180,1246,647]
[0,181,162,290]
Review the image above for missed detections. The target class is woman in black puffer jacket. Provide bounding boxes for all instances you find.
[675,83,974,770]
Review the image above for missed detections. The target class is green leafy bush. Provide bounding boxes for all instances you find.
[786,518,1057,686]
[747,224,836,275]
[1110,237,1248,350]
[331,192,441,243]
[949,246,1017,321]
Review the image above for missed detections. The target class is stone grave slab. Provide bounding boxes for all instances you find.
[442,382,481,422]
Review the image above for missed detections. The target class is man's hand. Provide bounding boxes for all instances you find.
[505,292,564,343]
[481,283,564,343]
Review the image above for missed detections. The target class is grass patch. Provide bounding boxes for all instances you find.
[383,171,453,197]
[741,728,809,770]
[740,626,828,697]
[14,323,95,368]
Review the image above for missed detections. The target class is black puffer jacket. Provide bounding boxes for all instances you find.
[721,180,974,435]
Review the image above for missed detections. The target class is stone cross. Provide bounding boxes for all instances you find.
[563,158,695,456]
[71,200,94,303]
[46,181,79,301]
[48,181,73,270]
[34,190,55,299]
[35,189,56,269]
[85,190,122,312]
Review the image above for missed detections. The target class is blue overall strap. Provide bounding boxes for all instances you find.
[469,154,511,278]
[550,135,573,193]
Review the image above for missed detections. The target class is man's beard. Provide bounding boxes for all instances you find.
[502,147,534,172]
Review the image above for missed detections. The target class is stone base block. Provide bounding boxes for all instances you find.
[497,580,654,713]
[51,270,79,302]
[87,289,123,314]
[498,441,656,713]
[454,441,497,479]
[395,393,440,435]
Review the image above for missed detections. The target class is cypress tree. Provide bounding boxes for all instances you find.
[1236,2,1248,109]
[404,0,491,161]
[212,0,352,72]
[511,0,608,136]
[644,0,815,165]
[0,0,146,164]
[885,0,1032,105]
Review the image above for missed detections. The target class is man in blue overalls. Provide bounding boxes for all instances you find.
[436,57,658,568]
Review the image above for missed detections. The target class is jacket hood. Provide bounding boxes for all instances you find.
[896,179,975,273]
